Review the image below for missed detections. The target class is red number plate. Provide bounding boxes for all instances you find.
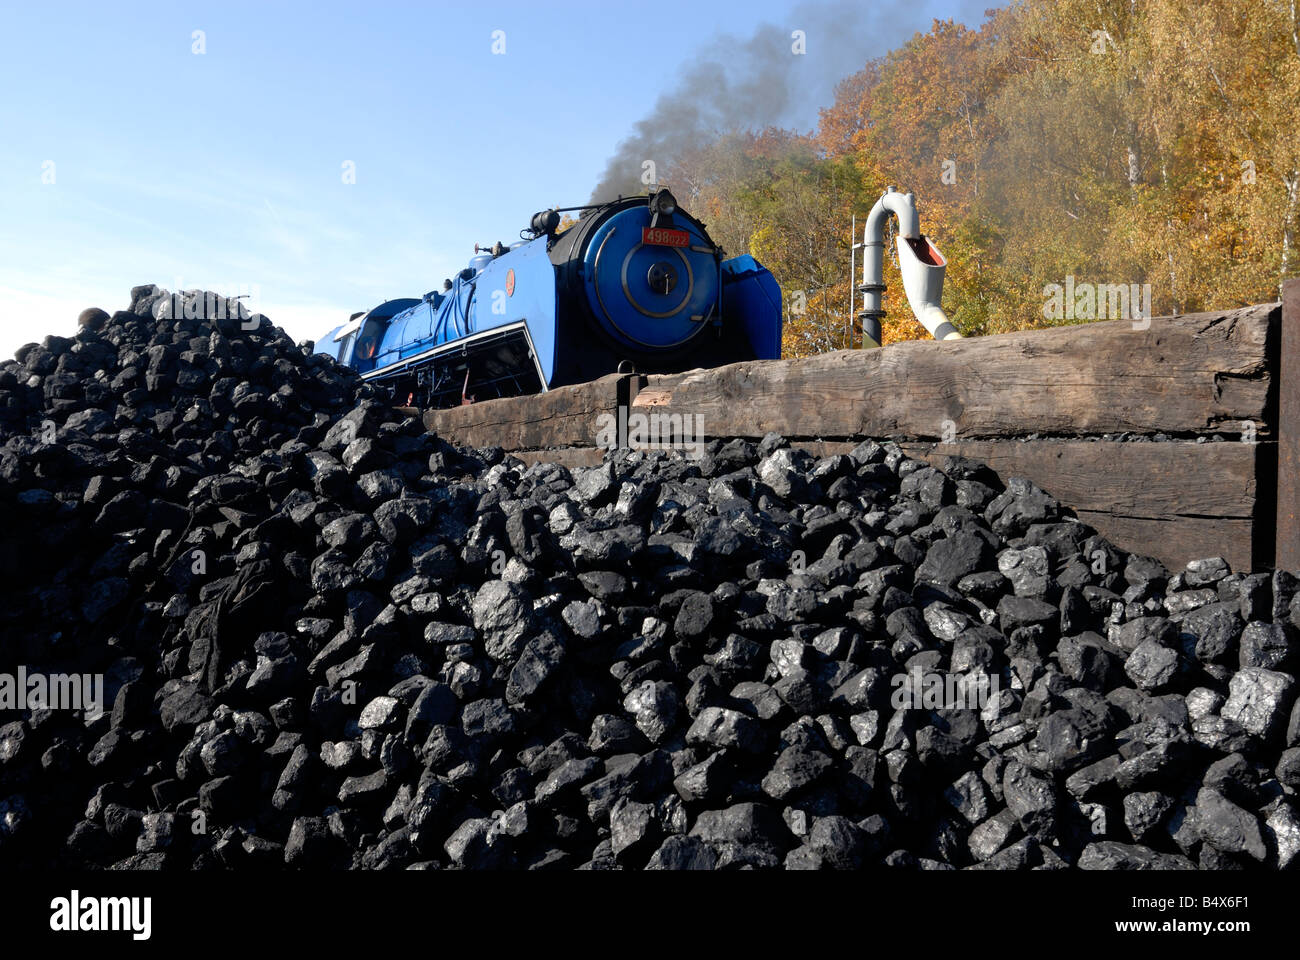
[642,227,691,248]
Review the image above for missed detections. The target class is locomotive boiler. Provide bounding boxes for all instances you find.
[313,189,783,408]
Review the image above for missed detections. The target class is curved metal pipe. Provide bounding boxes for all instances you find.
[858,186,962,347]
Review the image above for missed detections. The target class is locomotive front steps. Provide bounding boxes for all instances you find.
[424,280,1300,573]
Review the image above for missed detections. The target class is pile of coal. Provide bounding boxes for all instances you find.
[1,286,1298,870]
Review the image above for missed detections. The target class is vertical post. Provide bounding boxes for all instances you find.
[849,214,856,350]
[1277,278,1300,570]
[615,372,640,450]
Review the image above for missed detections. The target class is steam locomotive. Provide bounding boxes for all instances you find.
[312,189,783,408]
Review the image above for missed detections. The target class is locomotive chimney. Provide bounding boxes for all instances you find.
[857,187,961,348]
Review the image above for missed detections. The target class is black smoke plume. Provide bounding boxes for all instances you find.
[588,0,989,204]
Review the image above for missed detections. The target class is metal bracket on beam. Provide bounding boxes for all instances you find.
[614,372,647,450]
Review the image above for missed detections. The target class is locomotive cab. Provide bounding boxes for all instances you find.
[351,317,385,374]
[331,312,365,367]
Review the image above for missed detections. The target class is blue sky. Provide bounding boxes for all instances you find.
[0,0,989,357]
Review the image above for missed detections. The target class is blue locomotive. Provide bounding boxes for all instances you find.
[312,190,782,408]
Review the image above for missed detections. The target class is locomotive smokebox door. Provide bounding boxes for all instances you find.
[580,205,716,351]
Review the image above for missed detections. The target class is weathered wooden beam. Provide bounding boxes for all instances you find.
[422,373,621,450]
[900,440,1258,521]
[418,304,1283,573]
[1070,514,1255,575]
[505,438,1261,571]
[635,305,1277,440]
[901,439,1260,571]
[423,306,1277,451]
[511,448,605,470]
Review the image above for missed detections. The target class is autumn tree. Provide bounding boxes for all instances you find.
[641,1,1300,352]
[665,131,877,358]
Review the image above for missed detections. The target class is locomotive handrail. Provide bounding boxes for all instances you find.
[431,272,475,343]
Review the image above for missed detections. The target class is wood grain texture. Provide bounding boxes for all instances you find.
[1069,514,1255,573]
[511,448,605,469]
[899,439,1259,519]
[902,439,1261,571]
[422,373,621,450]
[636,304,1278,440]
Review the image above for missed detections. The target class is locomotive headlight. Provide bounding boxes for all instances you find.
[529,209,561,236]
[650,190,677,229]
[653,190,677,217]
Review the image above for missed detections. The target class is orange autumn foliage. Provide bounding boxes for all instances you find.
[659,0,1300,350]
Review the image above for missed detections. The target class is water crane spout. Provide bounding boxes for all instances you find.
[857,186,962,348]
